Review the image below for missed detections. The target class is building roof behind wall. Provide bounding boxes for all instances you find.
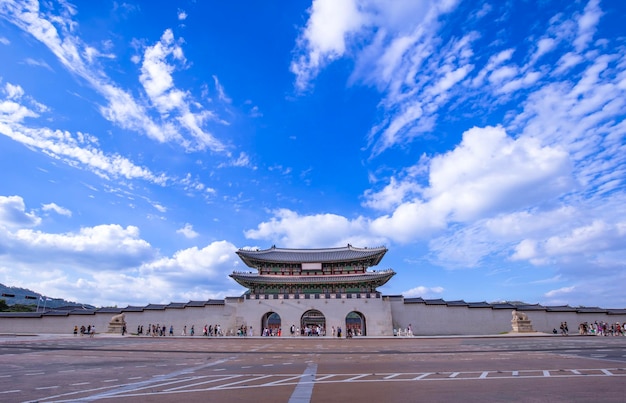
[236,245,387,267]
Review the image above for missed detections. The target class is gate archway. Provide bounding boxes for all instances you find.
[300,309,326,336]
[261,312,281,336]
[345,311,366,336]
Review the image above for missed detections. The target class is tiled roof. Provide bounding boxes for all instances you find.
[403,297,425,304]
[466,301,493,308]
[230,270,395,286]
[446,300,469,307]
[236,245,387,267]
[122,306,145,312]
[516,304,547,311]
[144,304,167,310]
[545,305,578,312]
[96,307,122,314]
[424,298,447,305]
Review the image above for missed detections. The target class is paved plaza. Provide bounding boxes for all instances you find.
[1,333,626,402]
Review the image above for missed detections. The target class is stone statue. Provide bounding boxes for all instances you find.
[107,313,126,333]
[512,310,528,322]
[111,313,126,323]
[510,310,534,333]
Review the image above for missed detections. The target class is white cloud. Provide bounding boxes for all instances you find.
[41,203,72,217]
[248,125,575,246]
[513,219,626,264]
[218,152,254,169]
[139,30,225,152]
[554,52,583,74]
[0,195,41,229]
[1,3,228,152]
[290,0,367,91]
[244,209,383,248]
[212,75,232,104]
[426,126,573,222]
[362,176,422,212]
[573,0,602,52]
[402,286,444,298]
[141,240,238,283]
[544,286,575,298]
[0,83,170,184]
[176,223,199,239]
[0,195,243,306]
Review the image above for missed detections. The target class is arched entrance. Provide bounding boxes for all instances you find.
[300,309,326,336]
[261,312,281,336]
[345,311,366,336]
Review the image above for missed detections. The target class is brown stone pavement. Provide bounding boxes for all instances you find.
[1,333,625,402]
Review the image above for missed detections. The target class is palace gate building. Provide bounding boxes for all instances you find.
[2,245,626,336]
[230,245,396,336]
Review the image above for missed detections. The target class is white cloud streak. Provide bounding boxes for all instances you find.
[0,0,227,152]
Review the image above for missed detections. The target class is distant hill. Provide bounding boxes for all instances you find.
[0,283,95,310]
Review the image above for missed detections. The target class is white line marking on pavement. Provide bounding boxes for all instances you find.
[543,371,550,377]
[0,390,20,394]
[288,363,318,403]
[164,375,241,391]
[449,372,460,378]
[346,374,369,381]
[479,372,489,379]
[601,369,613,376]
[70,382,90,386]
[213,374,273,389]
[384,374,400,379]
[57,358,232,401]
[413,373,432,380]
[265,374,310,386]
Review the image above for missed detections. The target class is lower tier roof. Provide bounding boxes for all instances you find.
[230,269,395,288]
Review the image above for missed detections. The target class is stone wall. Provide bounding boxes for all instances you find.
[1,295,624,336]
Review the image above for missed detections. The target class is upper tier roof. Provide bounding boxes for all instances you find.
[236,245,388,267]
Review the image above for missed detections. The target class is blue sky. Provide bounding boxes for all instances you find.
[1,0,625,308]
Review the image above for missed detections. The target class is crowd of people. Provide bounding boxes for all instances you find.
[73,324,96,337]
[134,323,229,337]
[577,321,625,336]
